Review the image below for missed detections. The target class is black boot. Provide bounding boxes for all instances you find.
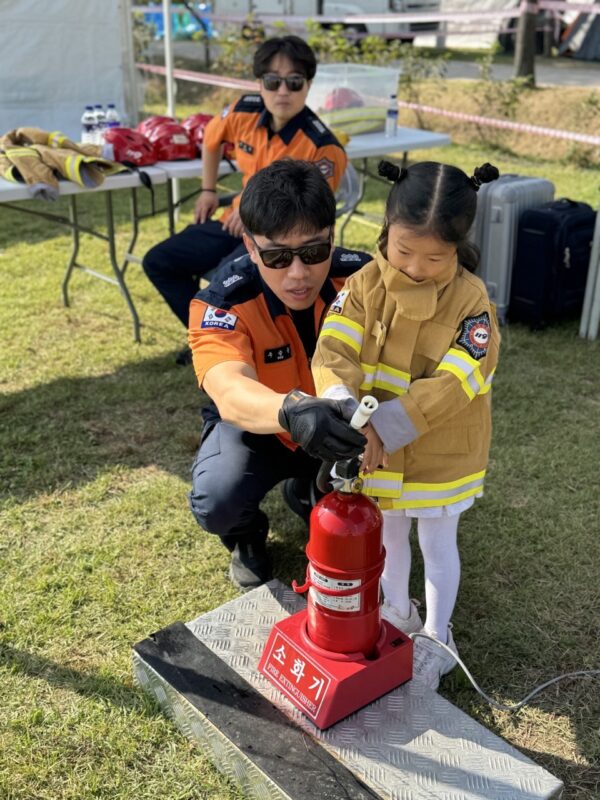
[226,530,272,591]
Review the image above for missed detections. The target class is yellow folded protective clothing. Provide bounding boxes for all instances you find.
[34,145,122,188]
[0,127,123,196]
[0,151,20,182]
[0,134,58,189]
[14,127,102,158]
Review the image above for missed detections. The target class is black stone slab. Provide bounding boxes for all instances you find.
[134,621,380,800]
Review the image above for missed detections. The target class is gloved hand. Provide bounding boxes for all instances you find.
[278,390,366,462]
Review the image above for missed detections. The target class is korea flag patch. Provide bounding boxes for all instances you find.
[457,312,491,359]
[201,305,238,330]
[329,290,349,315]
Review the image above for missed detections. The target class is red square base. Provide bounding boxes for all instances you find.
[258,609,413,729]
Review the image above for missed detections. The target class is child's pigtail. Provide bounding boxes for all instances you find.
[469,163,500,191]
[378,160,407,183]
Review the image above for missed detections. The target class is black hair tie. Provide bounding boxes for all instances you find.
[378,160,409,184]
[470,162,500,191]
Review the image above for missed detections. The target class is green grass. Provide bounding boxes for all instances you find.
[1,142,599,799]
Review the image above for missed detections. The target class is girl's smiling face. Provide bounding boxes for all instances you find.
[386,224,458,282]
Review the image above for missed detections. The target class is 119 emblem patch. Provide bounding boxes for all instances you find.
[457,312,491,359]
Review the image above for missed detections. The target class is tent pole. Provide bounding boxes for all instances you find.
[163,0,180,219]
[581,207,600,341]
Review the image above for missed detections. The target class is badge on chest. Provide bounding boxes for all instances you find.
[265,344,291,363]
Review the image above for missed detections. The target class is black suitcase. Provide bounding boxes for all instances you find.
[509,198,596,327]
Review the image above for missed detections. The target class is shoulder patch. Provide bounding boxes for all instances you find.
[201,306,238,331]
[196,255,260,309]
[457,312,491,359]
[329,290,349,315]
[330,248,372,278]
[222,273,244,289]
[220,105,231,119]
[234,94,265,113]
[301,108,340,147]
[315,157,335,179]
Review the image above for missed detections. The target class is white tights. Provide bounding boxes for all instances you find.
[380,511,461,643]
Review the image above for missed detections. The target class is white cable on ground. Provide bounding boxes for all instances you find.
[410,631,600,711]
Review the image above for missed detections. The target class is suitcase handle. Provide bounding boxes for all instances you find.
[555,198,578,207]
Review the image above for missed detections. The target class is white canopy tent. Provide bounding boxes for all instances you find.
[0,0,139,140]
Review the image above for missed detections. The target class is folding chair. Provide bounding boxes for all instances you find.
[335,162,364,246]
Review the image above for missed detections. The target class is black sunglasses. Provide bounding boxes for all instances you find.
[261,73,307,92]
[248,230,333,270]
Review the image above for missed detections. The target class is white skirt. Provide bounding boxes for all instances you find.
[382,492,482,519]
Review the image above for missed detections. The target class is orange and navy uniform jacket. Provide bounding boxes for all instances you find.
[202,94,348,220]
[189,247,371,449]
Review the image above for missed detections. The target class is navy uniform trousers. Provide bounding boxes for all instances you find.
[142,220,247,327]
[188,418,320,547]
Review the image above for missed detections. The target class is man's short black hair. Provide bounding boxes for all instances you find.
[239,160,336,239]
[253,35,317,81]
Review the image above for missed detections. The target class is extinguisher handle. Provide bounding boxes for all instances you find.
[349,395,378,430]
[316,398,378,494]
[316,460,335,494]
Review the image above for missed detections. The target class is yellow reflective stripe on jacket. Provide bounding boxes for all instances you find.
[361,469,403,498]
[65,155,85,186]
[1,165,20,182]
[438,347,494,400]
[360,362,410,396]
[478,367,495,395]
[437,347,480,381]
[5,147,38,159]
[320,314,364,354]
[461,366,484,400]
[48,131,66,148]
[387,470,486,509]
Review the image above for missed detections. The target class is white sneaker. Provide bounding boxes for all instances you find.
[381,599,423,635]
[411,625,458,691]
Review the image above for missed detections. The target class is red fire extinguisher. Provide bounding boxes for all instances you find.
[293,397,385,657]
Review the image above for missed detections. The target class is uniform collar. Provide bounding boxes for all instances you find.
[260,273,338,319]
[256,105,309,145]
[375,246,457,321]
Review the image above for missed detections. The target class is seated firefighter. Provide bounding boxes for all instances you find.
[187,160,370,589]
[142,35,348,363]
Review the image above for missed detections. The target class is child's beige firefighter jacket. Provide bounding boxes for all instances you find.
[312,248,500,512]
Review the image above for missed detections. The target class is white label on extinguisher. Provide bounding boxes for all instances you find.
[309,587,361,612]
[309,566,362,612]
[309,566,361,592]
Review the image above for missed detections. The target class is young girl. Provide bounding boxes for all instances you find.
[311,159,501,690]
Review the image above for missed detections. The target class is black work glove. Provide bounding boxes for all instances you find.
[278,390,366,462]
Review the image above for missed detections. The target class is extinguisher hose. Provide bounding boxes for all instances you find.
[410,631,600,711]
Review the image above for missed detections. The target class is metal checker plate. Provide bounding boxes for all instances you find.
[186,582,562,800]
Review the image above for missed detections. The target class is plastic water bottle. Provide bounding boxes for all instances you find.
[93,104,106,144]
[80,105,96,144]
[105,103,121,129]
[385,94,398,137]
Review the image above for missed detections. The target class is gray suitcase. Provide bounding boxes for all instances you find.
[470,174,555,322]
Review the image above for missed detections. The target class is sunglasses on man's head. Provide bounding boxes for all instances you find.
[248,231,333,269]
[261,73,307,92]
